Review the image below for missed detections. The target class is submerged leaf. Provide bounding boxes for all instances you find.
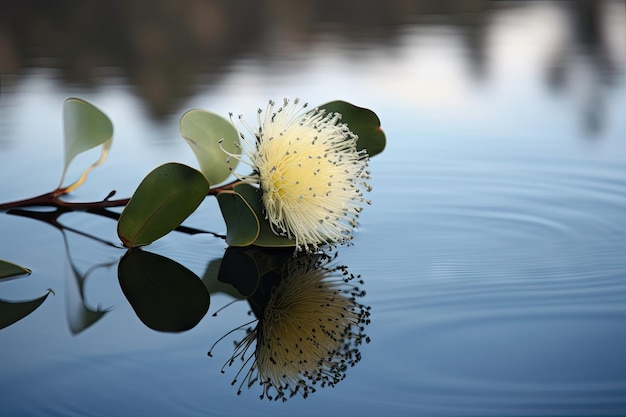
[60,98,114,191]
[117,163,209,247]
[180,109,240,185]
[0,260,31,279]
[0,290,54,330]
[319,100,386,157]
[118,249,210,332]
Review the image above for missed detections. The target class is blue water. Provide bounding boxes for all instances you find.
[2,1,626,416]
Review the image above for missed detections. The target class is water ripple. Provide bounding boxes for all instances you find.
[366,153,626,414]
[397,155,626,244]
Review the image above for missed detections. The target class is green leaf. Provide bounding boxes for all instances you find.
[179,109,240,185]
[0,290,54,330]
[117,163,209,248]
[216,190,259,246]
[234,183,296,247]
[118,249,210,332]
[60,98,114,191]
[319,100,386,157]
[0,260,31,279]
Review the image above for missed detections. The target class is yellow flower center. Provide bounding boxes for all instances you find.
[235,98,371,251]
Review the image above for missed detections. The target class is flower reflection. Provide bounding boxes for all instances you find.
[210,251,370,401]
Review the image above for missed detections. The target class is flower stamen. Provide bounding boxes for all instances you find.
[229,98,371,251]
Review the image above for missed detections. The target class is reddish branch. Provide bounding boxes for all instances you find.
[0,179,240,212]
[0,190,129,211]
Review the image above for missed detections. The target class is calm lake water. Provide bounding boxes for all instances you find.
[2,1,626,416]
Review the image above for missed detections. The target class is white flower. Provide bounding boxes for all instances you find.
[229,99,371,251]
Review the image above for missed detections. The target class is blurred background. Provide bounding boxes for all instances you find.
[2,0,623,123]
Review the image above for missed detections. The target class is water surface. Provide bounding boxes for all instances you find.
[1,1,626,416]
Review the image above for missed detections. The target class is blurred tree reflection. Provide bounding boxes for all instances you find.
[1,0,622,127]
[545,0,623,136]
[1,0,265,117]
[0,0,495,119]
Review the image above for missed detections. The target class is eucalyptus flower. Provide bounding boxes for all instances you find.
[210,253,371,401]
[226,99,371,251]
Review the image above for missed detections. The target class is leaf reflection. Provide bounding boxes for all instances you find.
[209,248,371,401]
[0,290,54,330]
[2,208,371,400]
[62,231,114,335]
[118,249,210,332]
[1,208,213,333]
[5,208,115,334]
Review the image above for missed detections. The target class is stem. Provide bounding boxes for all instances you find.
[0,179,243,212]
[0,188,129,211]
[208,179,242,195]
[0,191,56,210]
